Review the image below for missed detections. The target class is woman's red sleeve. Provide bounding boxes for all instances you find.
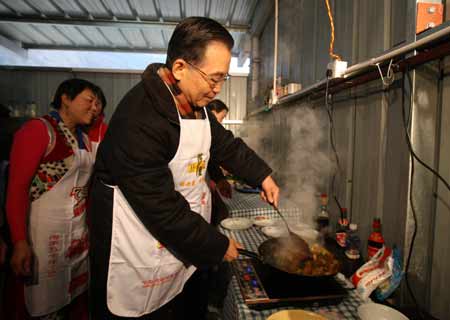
[6,120,49,244]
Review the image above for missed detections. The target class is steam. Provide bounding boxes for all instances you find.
[243,105,336,226]
[281,106,335,225]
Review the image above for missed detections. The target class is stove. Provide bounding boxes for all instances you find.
[231,258,348,310]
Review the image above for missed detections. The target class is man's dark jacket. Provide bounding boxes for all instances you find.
[88,63,271,315]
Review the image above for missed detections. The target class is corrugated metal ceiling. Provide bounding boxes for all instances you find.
[0,0,258,54]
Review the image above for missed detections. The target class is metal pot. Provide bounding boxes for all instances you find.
[238,235,339,277]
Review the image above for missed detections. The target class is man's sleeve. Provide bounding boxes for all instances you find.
[209,114,272,187]
[207,161,225,183]
[104,118,229,268]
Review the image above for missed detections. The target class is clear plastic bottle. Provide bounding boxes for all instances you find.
[345,223,361,259]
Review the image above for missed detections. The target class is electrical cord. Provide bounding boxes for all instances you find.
[325,0,341,61]
[402,71,424,320]
[325,72,345,218]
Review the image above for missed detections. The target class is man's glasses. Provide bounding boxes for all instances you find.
[186,61,230,88]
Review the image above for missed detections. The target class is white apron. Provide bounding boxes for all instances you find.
[25,130,93,317]
[91,120,105,160]
[106,109,212,317]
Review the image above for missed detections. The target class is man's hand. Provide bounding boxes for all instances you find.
[0,235,7,266]
[11,240,32,276]
[223,238,243,262]
[217,179,232,198]
[260,176,280,207]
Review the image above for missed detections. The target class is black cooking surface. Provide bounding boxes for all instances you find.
[253,259,347,300]
[232,258,348,309]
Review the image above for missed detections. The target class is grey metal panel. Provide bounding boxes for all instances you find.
[0,23,36,43]
[1,0,36,15]
[76,26,110,46]
[0,69,71,114]
[231,0,257,25]
[328,92,356,221]
[77,0,110,18]
[121,28,147,48]
[381,84,409,255]
[103,0,134,19]
[230,76,247,122]
[49,0,86,17]
[208,0,233,23]
[158,0,182,20]
[334,0,355,65]
[143,27,167,48]
[100,27,129,47]
[406,64,441,308]
[15,24,54,44]
[0,2,12,14]
[257,13,274,106]
[354,0,386,63]
[131,0,158,20]
[215,75,247,136]
[350,86,383,254]
[300,0,317,87]
[314,0,330,82]
[26,0,64,16]
[390,0,407,47]
[430,58,450,320]
[54,25,93,46]
[184,0,208,20]
[32,24,73,45]
[276,0,302,84]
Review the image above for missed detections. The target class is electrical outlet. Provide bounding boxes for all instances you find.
[327,59,348,78]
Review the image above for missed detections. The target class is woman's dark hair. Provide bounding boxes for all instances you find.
[51,78,97,109]
[166,17,234,69]
[207,99,229,113]
[93,85,107,110]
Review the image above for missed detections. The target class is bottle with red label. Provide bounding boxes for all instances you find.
[367,218,385,259]
[336,208,349,247]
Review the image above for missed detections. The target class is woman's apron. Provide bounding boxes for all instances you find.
[25,128,93,317]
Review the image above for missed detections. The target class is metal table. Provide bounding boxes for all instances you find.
[219,192,364,320]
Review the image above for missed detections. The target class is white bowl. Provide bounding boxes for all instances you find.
[220,217,252,230]
[261,226,288,238]
[358,303,409,320]
[252,215,275,227]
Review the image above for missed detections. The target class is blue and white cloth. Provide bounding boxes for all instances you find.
[219,193,364,320]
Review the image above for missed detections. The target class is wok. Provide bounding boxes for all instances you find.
[237,236,340,277]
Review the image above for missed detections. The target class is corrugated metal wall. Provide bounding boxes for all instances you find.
[0,68,247,135]
[248,0,450,318]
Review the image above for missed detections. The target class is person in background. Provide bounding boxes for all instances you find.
[206,99,232,224]
[88,86,108,157]
[4,78,100,319]
[207,99,228,123]
[89,17,279,320]
[204,99,234,317]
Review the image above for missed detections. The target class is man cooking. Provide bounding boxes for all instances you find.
[88,16,279,320]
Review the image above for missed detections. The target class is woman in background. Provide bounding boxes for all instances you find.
[207,99,232,221]
[88,85,108,158]
[4,78,100,319]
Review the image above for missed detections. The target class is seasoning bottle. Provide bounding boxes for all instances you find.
[336,208,349,248]
[367,218,385,259]
[316,193,330,238]
[345,223,361,259]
